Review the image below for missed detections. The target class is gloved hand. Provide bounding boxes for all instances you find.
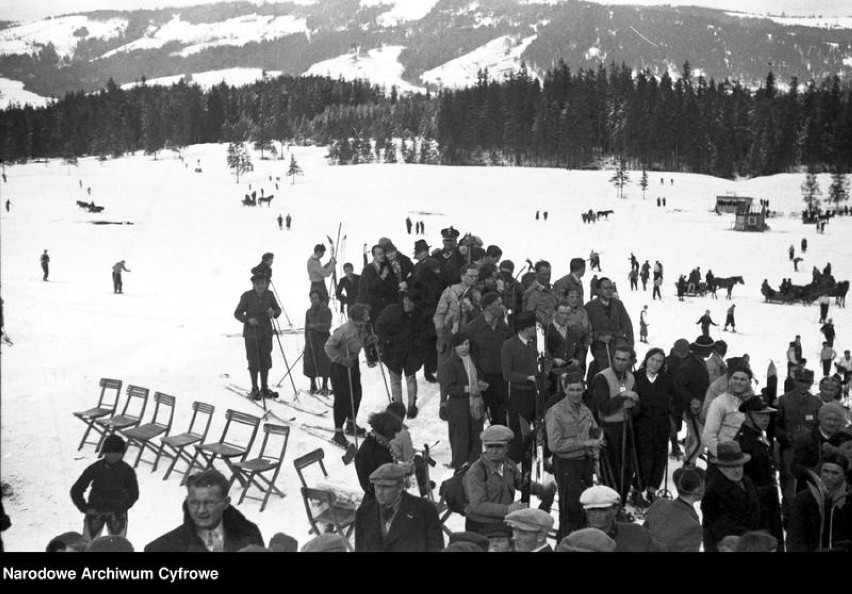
[439,402,449,422]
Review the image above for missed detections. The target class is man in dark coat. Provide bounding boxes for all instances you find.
[40,249,50,281]
[644,466,704,552]
[409,254,441,383]
[357,244,398,321]
[668,338,711,465]
[145,470,263,552]
[501,312,540,465]
[735,395,784,550]
[788,453,852,552]
[553,257,586,304]
[498,260,525,323]
[700,441,762,552]
[792,401,847,491]
[696,309,717,337]
[355,463,444,552]
[335,263,360,316]
[464,292,512,425]
[546,302,586,395]
[583,277,634,385]
[234,273,282,399]
[431,226,465,290]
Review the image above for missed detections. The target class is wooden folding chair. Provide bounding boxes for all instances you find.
[154,401,215,481]
[92,385,150,451]
[293,448,329,488]
[121,392,176,468]
[182,409,261,486]
[227,423,290,511]
[300,487,357,552]
[73,378,123,451]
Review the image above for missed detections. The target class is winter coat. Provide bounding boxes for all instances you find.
[671,352,710,418]
[499,271,525,315]
[374,302,428,375]
[774,390,823,449]
[700,376,755,425]
[736,423,785,546]
[546,322,585,375]
[644,497,702,552]
[792,426,832,487]
[584,297,634,357]
[501,335,538,389]
[144,504,263,552]
[70,458,139,514]
[701,473,762,552]
[633,370,679,420]
[463,455,522,524]
[553,273,584,304]
[354,433,395,497]
[303,305,332,378]
[233,289,281,340]
[788,482,852,552]
[463,313,512,376]
[410,263,442,314]
[440,352,485,403]
[354,492,444,552]
[324,320,370,366]
[431,248,465,290]
[357,261,398,319]
[388,253,415,285]
[434,282,473,338]
[335,274,361,308]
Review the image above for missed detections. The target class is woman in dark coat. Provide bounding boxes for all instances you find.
[354,412,402,499]
[303,290,332,394]
[735,395,785,550]
[356,245,399,321]
[439,331,488,469]
[633,348,681,506]
[374,292,428,418]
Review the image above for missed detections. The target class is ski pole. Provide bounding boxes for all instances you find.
[253,326,267,412]
[620,413,628,502]
[269,280,293,327]
[369,326,393,403]
[271,318,299,396]
[275,351,304,388]
[344,342,359,449]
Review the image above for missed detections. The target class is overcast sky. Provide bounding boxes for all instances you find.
[0,0,848,24]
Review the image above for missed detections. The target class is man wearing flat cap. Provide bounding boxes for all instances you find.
[700,441,762,552]
[735,395,784,549]
[556,527,616,552]
[463,425,553,535]
[234,273,282,399]
[505,508,555,552]
[355,463,444,552]
[579,485,655,551]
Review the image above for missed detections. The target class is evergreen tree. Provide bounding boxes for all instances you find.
[227,142,252,184]
[801,168,822,211]
[287,154,303,184]
[827,170,849,207]
[383,139,397,163]
[639,166,648,199]
[609,159,630,198]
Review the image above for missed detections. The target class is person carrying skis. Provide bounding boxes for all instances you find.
[696,309,718,338]
[307,244,336,301]
[112,260,130,294]
[70,435,138,541]
[233,273,282,400]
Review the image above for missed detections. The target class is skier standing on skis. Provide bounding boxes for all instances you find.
[303,289,332,396]
[234,273,282,400]
[324,303,378,446]
[697,309,718,338]
[724,304,736,332]
[307,244,336,301]
[375,291,427,419]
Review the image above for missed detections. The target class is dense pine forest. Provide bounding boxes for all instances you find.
[1,61,850,179]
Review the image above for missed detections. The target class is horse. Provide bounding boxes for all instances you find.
[257,194,275,207]
[242,194,256,207]
[827,280,849,307]
[596,209,614,220]
[75,200,90,210]
[714,276,744,300]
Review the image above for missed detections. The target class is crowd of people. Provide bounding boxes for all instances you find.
[20,222,850,555]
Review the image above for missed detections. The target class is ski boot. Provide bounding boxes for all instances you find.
[332,431,350,448]
[407,402,419,420]
[423,369,438,384]
[249,388,262,401]
[344,420,366,438]
[261,387,278,399]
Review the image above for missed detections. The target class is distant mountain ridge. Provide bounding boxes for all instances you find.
[1,0,851,100]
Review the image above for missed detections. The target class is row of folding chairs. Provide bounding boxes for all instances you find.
[72,378,289,512]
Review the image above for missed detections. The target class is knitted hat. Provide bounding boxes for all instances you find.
[250,272,269,283]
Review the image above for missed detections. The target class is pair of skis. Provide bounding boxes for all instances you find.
[299,423,358,464]
[226,383,328,418]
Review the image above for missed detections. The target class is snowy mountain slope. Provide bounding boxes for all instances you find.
[0,76,53,108]
[420,33,537,87]
[304,45,426,93]
[98,13,308,60]
[0,15,128,59]
[120,67,284,91]
[0,144,849,552]
[725,12,852,30]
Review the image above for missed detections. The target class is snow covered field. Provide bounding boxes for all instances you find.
[0,144,849,552]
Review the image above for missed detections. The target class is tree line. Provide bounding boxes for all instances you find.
[1,62,850,179]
